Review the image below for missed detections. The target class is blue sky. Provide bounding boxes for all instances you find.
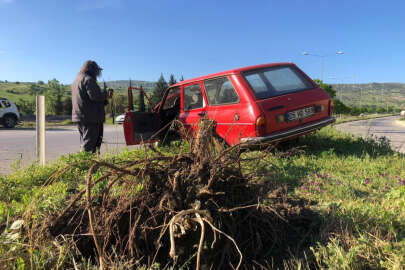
[0,0,404,84]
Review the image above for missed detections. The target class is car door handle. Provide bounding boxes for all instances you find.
[198,111,207,116]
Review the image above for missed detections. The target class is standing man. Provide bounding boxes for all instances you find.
[71,60,113,153]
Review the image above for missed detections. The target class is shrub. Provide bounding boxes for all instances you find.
[333,99,351,114]
[15,99,35,116]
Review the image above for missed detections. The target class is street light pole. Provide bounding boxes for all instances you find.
[303,51,344,81]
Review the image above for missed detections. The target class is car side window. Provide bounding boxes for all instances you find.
[162,87,180,110]
[1,100,11,108]
[204,77,239,105]
[183,84,204,111]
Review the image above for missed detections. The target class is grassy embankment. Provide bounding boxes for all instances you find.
[0,82,33,102]
[0,127,404,269]
[334,113,397,124]
[17,118,118,128]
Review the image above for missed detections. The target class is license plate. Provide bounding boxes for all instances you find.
[287,106,315,121]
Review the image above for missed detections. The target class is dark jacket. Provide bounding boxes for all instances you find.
[71,73,107,123]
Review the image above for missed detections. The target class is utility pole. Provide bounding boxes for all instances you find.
[380,87,384,111]
[353,75,360,107]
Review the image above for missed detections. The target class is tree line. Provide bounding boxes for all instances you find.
[104,73,183,116]
[14,79,72,116]
[12,73,183,117]
[11,76,400,117]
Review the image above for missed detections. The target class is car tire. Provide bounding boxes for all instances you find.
[3,114,17,128]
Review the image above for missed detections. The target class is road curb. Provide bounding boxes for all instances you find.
[334,115,397,128]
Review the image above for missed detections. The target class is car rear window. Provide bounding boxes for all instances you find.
[243,66,314,99]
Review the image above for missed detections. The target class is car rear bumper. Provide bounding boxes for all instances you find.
[241,116,335,144]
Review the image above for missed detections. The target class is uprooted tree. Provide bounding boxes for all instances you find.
[23,119,326,269]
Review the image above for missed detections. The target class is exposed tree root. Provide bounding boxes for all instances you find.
[27,118,324,269]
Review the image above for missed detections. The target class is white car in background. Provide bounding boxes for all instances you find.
[115,114,125,124]
[0,98,20,128]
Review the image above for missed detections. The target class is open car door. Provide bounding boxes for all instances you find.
[123,85,182,145]
[123,111,160,145]
[123,85,161,145]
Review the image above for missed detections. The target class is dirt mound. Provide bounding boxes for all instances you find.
[35,119,323,269]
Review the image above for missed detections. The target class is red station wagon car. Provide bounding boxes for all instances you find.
[123,63,335,146]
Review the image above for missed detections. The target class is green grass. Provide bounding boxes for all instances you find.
[0,128,404,269]
[247,128,405,269]
[0,82,33,101]
[17,119,119,128]
[17,119,74,128]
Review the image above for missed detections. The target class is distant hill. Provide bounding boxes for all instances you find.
[1,80,404,110]
[103,80,156,93]
[331,83,405,109]
[0,82,46,102]
[0,80,156,101]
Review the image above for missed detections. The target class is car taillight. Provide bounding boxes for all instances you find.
[255,115,266,136]
[329,100,334,116]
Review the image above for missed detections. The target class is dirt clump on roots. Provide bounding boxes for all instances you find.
[35,119,323,269]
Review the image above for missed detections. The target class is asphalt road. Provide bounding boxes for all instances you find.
[334,115,405,153]
[0,124,136,175]
[1,116,404,175]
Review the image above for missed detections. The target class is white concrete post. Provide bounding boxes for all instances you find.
[36,96,46,165]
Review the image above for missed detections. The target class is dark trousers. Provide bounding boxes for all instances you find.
[77,122,104,153]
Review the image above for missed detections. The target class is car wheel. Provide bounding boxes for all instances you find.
[3,115,17,128]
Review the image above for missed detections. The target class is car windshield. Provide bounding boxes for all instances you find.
[243,66,314,99]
